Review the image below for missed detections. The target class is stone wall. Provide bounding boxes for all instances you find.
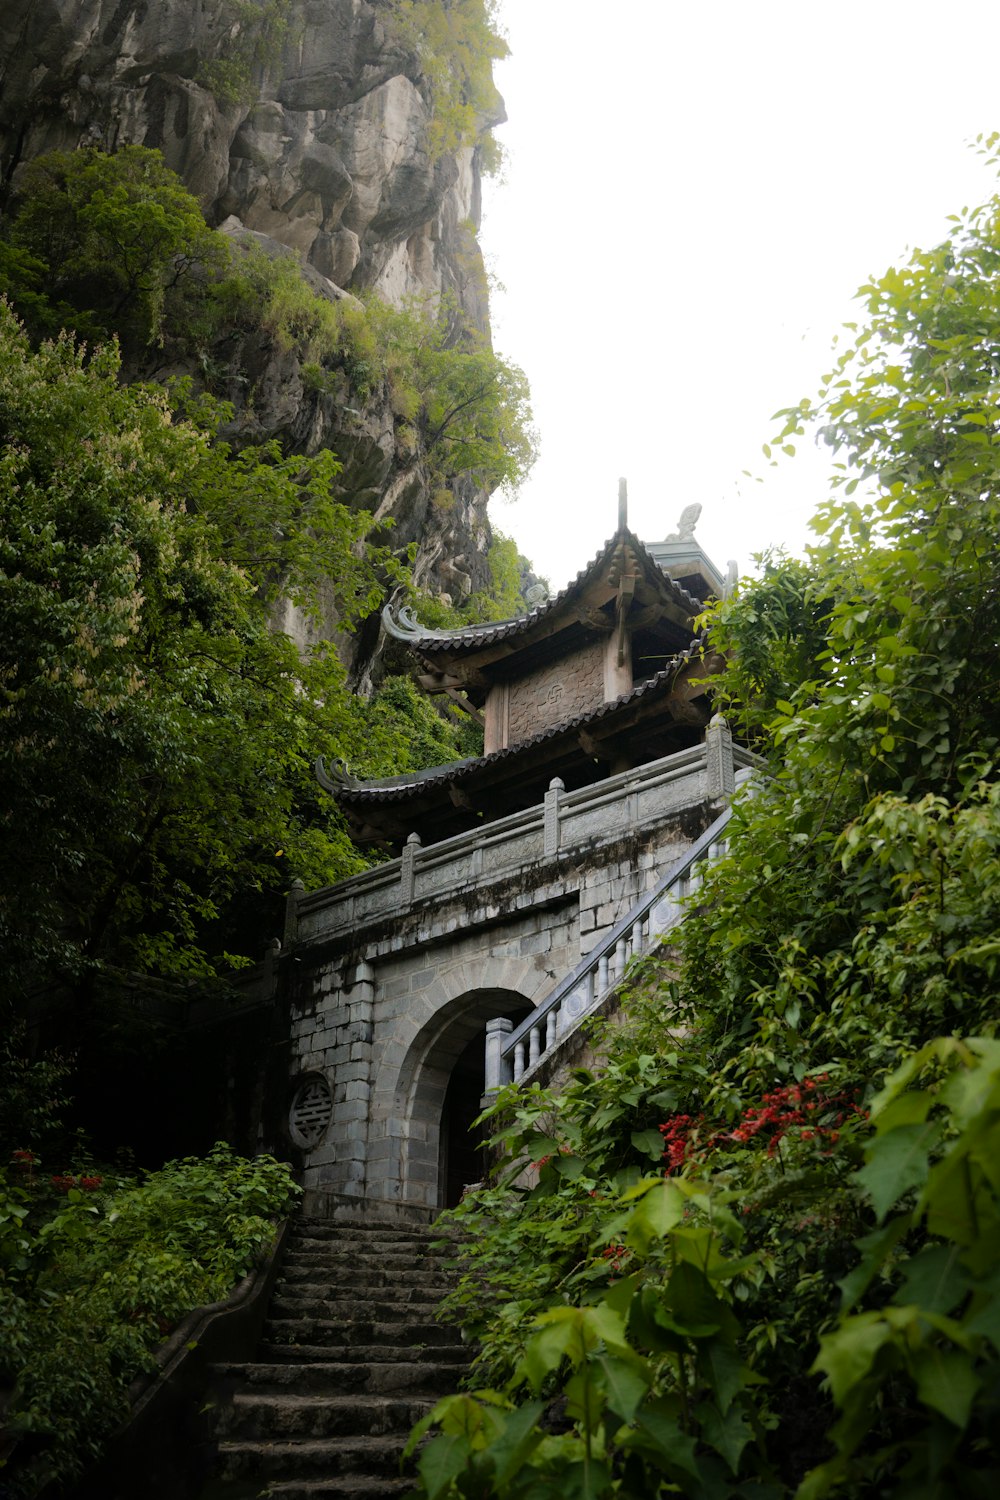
[277,738,746,1215]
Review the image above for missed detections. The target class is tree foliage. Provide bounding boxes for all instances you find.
[0,146,537,508]
[2,146,224,346]
[0,302,413,1005]
[413,169,1000,1497]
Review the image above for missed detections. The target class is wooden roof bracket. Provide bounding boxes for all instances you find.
[616,569,637,668]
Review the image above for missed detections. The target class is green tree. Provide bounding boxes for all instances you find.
[0,303,399,1008]
[2,146,224,346]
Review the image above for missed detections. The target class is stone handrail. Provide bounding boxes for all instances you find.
[289,726,746,948]
[484,800,736,1092]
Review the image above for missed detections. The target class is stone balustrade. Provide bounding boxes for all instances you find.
[289,718,751,952]
[486,789,748,1091]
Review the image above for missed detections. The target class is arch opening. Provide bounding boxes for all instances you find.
[395,987,533,1212]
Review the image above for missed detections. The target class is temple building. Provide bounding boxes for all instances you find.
[277,494,750,1217]
[318,494,734,848]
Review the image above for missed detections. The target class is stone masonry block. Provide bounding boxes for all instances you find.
[409,968,436,991]
[520,930,551,956]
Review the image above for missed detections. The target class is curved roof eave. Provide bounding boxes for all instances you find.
[381,527,702,660]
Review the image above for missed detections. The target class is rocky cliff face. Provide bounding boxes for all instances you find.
[0,0,509,667]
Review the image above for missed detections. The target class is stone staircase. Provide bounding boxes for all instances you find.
[202,1218,467,1499]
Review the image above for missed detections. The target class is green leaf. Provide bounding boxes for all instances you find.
[696,1397,753,1475]
[630,1401,701,1482]
[417,1431,473,1499]
[912,1345,981,1429]
[811,1312,894,1404]
[598,1352,651,1423]
[625,1180,685,1254]
[630,1128,666,1161]
[854,1120,940,1221]
[699,1335,753,1414]
[488,1400,546,1487]
[898,1245,969,1315]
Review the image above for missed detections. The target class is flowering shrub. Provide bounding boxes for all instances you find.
[659,1078,865,1171]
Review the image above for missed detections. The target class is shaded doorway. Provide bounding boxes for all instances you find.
[395,987,534,1212]
[439,1029,490,1208]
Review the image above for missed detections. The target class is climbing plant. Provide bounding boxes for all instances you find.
[391,0,508,163]
[196,0,294,105]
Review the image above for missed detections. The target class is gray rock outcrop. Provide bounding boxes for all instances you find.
[0,0,510,667]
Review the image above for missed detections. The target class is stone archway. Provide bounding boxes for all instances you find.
[390,987,532,1212]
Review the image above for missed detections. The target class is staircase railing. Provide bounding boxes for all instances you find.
[484,802,734,1093]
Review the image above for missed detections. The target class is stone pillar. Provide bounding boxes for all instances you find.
[706,713,735,804]
[328,958,376,1198]
[283,878,305,946]
[543,778,564,857]
[484,1016,514,1094]
[401,833,421,905]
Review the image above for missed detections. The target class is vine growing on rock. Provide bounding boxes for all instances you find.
[0,147,536,511]
[196,0,295,105]
[391,0,508,165]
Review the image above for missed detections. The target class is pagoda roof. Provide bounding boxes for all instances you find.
[317,637,723,848]
[381,527,702,692]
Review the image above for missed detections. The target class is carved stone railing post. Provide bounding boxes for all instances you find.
[484,1016,514,1093]
[283,878,305,947]
[544,777,564,857]
[400,831,421,905]
[706,713,735,804]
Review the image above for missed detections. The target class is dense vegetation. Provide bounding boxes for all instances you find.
[0,23,521,1496]
[0,144,533,1018]
[0,1061,298,1500]
[392,0,509,166]
[411,166,1000,1497]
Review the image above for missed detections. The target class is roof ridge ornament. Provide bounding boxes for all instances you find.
[381,601,457,643]
[315,755,361,792]
[618,476,628,530]
[664,503,702,543]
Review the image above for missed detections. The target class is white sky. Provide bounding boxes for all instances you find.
[481,0,1000,589]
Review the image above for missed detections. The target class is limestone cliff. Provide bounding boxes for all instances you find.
[0,0,513,665]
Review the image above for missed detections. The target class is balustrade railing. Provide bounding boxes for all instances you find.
[485,802,735,1092]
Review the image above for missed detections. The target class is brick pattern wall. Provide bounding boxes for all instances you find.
[506,639,606,744]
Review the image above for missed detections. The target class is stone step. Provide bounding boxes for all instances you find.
[215,1436,411,1482]
[282,1247,453,1272]
[279,1262,455,1289]
[289,1228,452,1250]
[269,1302,449,1326]
[263,1316,463,1349]
[261,1481,411,1500]
[275,1284,453,1308]
[211,1360,462,1396]
[217,1392,434,1441]
[256,1341,467,1366]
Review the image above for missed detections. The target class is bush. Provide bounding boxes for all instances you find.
[0,1143,298,1498]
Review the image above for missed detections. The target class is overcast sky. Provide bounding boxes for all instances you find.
[481,0,1000,589]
